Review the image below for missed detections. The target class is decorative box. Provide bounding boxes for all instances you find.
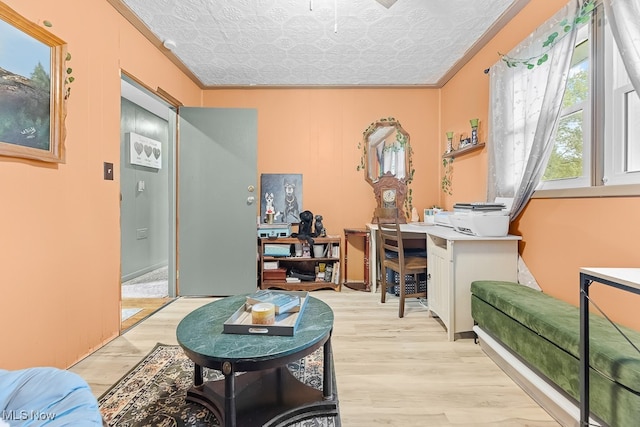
[263,268,287,280]
[263,244,291,257]
[263,261,279,270]
[257,223,292,238]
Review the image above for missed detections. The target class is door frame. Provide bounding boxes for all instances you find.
[120,73,180,303]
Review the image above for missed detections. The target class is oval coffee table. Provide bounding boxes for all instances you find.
[176,294,337,427]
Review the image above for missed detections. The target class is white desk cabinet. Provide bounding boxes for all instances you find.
[367,223,521,340]
[426,227,521,341]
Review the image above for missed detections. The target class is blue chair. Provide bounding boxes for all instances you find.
[0,367,104,426]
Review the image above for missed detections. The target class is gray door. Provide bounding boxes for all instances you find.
[178,107,257,296]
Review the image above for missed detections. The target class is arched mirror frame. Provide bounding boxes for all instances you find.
[363,118,411,186]
[361,118,412,223]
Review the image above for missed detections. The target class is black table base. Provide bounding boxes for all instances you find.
[186,365,338,426]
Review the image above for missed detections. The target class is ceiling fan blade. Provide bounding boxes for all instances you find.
[375,0,398,8]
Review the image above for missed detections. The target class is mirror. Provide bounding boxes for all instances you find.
[362,118,410,185]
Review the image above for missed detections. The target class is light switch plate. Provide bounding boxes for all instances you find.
[104,162,114,180]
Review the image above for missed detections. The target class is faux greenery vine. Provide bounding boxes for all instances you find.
[42,20,74,99]
[441,157,453,195]
[402,133,415,216]
[63,51,74,100]
[500,0,595,69]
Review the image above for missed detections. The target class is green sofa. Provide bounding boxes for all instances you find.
[471,280,640,427]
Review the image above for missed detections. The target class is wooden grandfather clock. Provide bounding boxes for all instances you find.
[372,174,407,223]
[361,118,411,224]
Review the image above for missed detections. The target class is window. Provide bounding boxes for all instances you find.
[539,26,590,189]
[537,3,640,192]
[604,18,640,186]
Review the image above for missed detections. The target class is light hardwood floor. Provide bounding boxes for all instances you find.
[71,288,560,427]
[121,297,173,331]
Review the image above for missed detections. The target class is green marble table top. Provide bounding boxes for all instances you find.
[176,294,333,363]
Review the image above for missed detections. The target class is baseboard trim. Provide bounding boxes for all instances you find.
[473,326,603,427]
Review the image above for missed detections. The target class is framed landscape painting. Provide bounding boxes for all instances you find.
[0,3,68,163]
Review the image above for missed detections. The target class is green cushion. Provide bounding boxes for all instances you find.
[472,295,640,427]
[470,280,640,395]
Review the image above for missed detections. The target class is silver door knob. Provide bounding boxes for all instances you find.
[247,196,255,205]
[248,185,255,192]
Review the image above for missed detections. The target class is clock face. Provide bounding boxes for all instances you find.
[382,189,396,207]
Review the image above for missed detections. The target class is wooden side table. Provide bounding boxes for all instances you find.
[579,268,640,426]
[343,228,370,291]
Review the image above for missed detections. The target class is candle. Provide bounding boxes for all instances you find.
[470,118,479,128]
[251,302,275,325]
[446,131,454,139]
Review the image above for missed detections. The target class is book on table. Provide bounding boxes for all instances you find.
[246,290,301,315]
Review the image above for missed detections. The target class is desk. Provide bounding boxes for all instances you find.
[367,222,432,293]
[176,295,337,427]
[368,223,521,340]
[579,268,640,426]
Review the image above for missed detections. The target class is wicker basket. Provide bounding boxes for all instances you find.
[391,271,426,296]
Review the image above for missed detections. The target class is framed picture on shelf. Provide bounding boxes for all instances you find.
[260,173,303,224]
[0,3,68,163]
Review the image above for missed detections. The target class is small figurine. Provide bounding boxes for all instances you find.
[291,210,315,245]
[411,207,419,222]
[302,243,311,258]
[314,215,326,237]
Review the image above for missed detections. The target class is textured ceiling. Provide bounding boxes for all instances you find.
[114,0,526,87]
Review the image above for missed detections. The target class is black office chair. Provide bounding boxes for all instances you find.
[376,214,427,318]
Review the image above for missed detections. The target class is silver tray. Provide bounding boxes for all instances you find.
[223,291,309,336]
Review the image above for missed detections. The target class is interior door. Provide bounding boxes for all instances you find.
[178,107,257,296]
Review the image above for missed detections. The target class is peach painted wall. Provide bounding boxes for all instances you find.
[3,0,637,373]
[203,88,441,280]
[0,0,200,369]
[441,0,640,329]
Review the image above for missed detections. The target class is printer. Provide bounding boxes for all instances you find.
[434,211,454,228]
[447,199,512,237]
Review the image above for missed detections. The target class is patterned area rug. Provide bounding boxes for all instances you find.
[99,344,339,426]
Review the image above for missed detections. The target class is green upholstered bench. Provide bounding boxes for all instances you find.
[471,280,640,427]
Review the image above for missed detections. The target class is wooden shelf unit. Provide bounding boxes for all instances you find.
[259,236,342,291]
[442,142,485,159]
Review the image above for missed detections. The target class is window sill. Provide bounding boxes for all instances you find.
[533,184,640,199]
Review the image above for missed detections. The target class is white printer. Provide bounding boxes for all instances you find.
[447,200,512,237]
[434,211,454,228]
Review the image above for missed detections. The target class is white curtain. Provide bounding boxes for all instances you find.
[604,0,640,94]
[487,1,581,220]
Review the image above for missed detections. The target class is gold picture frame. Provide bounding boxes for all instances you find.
[0,3,67,163]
